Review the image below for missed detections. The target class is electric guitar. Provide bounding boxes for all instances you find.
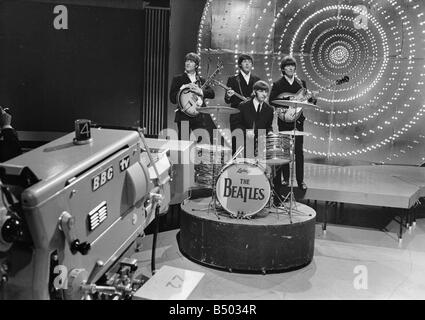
[177,61,223,117]
[276,75,349,101]
[275,75,349,122]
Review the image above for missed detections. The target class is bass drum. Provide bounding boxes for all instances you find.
[215,158,271,219]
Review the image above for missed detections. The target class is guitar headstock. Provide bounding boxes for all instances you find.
[203,60,224,87]
[214,60,224,74]
[209,60,223,78]
[336,75,349,85]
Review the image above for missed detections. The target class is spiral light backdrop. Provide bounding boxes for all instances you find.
[197,0,425,165]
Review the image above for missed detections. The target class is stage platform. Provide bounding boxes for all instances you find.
[179,197,316,273]
[301,163,425,240]
[133,221,425,300]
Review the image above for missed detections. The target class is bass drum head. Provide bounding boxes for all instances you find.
[216,160,271,218]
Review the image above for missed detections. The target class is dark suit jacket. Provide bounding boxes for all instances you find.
[234,98,274,133]
[0,128,22,162]
[269,76,315,131]
[224,73,261,108]
[234,98,273,157]
[169,72,215,124]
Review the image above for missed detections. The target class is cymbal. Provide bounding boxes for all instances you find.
[257,158,291,166]
[271,100,316,108]
[264,158,291,166]
[199,106,240,115]
[196,143,232,152]
[279,130,311,136]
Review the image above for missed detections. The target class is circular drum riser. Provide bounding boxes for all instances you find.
[179,198,316,273]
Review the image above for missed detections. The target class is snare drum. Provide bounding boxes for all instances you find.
[264,133,291,165]
[215,158,271,218]
[194,144,232,188]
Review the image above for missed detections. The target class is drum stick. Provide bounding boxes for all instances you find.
[230,146,244,162]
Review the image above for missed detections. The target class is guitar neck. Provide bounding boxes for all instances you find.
[214,80,248,102]
[201,64,223,90]
[298,80,341,100]
[316,82,336,94]
[311,77,348,95]
[277,76,348,101]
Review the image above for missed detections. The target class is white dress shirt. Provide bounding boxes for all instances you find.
[284,75,295,85]
[253,98,262,113]
[180,72,198,90]
[186,72,197,83]
[241,71,251,85]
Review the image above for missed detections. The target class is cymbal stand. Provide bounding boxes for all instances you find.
[276,119,311,219]
[197,147,220,219]
[266,164,287,215]
[205,124,221,219]
[280,108,303,223]
[200,144,245,216]
[198,115,243,218]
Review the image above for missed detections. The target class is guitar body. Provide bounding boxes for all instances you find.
[273,75,350,122]
[177,61,224,117]
[276,88,308,101]
[178,88,203,117]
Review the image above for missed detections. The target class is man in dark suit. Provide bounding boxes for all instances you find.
[224,54,261,108]
[234,80,274,158]
[169,52,215,141]
[224,54,261,154]
[269,56,316,191]
[0,107,22,162]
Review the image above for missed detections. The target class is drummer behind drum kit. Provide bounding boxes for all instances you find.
[189,72,349,220]
[192,99,315,222]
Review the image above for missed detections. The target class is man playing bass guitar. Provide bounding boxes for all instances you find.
[224,54,261,108]
[169,52,215,141]
[224,54,261,154]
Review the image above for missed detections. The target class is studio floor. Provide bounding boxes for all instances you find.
[134,203,425,300]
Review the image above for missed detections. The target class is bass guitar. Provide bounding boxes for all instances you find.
[210,79,249,103]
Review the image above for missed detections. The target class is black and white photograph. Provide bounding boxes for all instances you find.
[0,0,424,305]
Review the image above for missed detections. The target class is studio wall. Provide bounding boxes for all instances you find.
[197,0,425,166]
[0,1,143,135]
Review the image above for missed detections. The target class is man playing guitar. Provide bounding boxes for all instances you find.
[169,52,215,141]
[269,56,317,191]
[224,54,261,154]
[224,54,261,108]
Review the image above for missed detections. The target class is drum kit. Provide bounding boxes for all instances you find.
[193,100,314,221]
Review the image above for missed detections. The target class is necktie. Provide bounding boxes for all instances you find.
[254,103,262,156]
[256,103,262,117]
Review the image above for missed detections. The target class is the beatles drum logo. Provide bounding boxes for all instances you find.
[216,162,270,218]
[222,177,266,203]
